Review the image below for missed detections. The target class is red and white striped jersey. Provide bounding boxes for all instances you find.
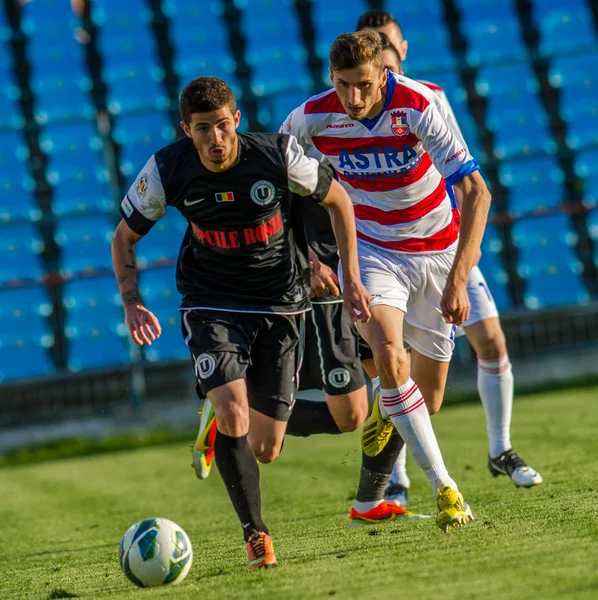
[417,79,463,137]
[281,71,479,254]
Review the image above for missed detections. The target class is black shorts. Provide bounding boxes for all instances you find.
[182,309,304,422]
[299,300,371,396]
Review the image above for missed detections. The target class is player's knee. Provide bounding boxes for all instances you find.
[214,402,248,436]
[374,343,409,380]
[254,443,281,464]
[426,395,443,416]
[475,329,507,361]
[334,405,368,432]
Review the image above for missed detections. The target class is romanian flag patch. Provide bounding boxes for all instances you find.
[215,192,235,202]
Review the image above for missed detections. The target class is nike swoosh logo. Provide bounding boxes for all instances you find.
[183,197,206,206]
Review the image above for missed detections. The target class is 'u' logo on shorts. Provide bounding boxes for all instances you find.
[195,353,216,379]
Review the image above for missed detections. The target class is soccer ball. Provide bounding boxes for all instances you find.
[119,518,193,587]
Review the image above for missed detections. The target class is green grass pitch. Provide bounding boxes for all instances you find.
[2,385,598,600]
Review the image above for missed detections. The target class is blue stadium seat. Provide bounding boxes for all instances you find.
[463,17,527,66]
[113,112,176,182]
[486,91,556,159]
[250,47,312,96]
[454,0,516,21]
[0,130,29,169]
[563,98,598,150]
[0,68,23,129]
[41,122,105,174]
[478,224,512,311]
[104,63,169,116]
[241,0,302,57]
[173,56,239,95]
[588,209,598,267]
[262,91,312,132]
[548,50,598,89]
[476,63,539,98]
[92,0,154,28]
[0,342,55,381]
[575,148,598,207]
[559,81,598,124]
[139,266,188,361]
[311,0,369,60]
[63,275,130,371]
[55,215,115,276]
[32,75,94,125]
[403,26,456,76]
[0,286,54,347]
[136,211,188,266]
[575,148,598,206]
[0,177,41,223]
[531,1,597,57]
[499,157,564,215]
[139,266,178,309]
[241,0,313,96]
[95,0,165,114]
[512,215,590,308]
[167,0,237,88]
[47,168,113,217]
[21,0,76,33]
[0,223,45,283]
[386,0,445,30]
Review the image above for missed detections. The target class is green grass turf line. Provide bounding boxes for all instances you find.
[1,385,597,600]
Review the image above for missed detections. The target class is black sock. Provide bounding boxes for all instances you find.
[285,398,342,437]
[356,429,405,503]
[214,431,268,541]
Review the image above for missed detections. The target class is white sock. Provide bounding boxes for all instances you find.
[390,444,410,489]
[381,379,457,496]
[478,355,513,459]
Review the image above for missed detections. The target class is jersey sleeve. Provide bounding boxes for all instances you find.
[285,134,333,201]
[119,155,167,235]
[431,88,463,139]
[279,105,317,156]
[410,100,479,186]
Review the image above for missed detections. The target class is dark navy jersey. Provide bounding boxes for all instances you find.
[120,133,333,313]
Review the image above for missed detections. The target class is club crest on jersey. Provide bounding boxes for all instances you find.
[391,111,409,137]
[251,180,276,206]
[137,174,148,195]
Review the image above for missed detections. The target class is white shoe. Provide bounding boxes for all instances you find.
[488,449,542,487]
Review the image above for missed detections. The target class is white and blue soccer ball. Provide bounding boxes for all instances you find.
[119,518,193,587]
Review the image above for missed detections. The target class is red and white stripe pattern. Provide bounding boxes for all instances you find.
[478,354,511,377]
[282,72,474,254]
[381,378,426,419]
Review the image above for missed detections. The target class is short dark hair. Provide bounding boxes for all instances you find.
[329,30,383,73]
[356,9,403,39]
[378,31,402,72]
[179,76,237,123]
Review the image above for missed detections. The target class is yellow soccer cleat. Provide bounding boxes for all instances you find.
[436,486,474,532]
[361,385,394,457]
[191,400,216,480]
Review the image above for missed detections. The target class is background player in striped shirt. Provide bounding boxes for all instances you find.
[284,30,492,531]
[358,9,542,495]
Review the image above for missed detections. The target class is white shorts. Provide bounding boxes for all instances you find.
[456,265,500,336]
[346,240,457,363]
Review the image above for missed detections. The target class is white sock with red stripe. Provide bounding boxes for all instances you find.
[381,378,457,496]
[478,354,513,459]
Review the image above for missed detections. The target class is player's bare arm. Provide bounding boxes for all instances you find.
[308,247,340,298]
[319,179,372,322]
[111,219,162,346]
[442,170,491,325]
